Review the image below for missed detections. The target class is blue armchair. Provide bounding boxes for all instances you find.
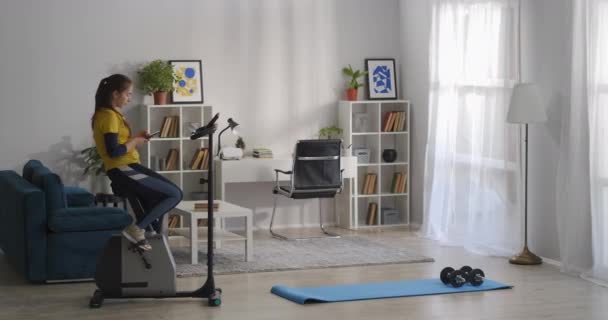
[0,160,132,282]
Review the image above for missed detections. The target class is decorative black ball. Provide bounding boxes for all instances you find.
[382,149,397,163]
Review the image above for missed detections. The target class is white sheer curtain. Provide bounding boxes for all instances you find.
[558,0,608,285]
[421,0,522,256]
[587,0,608,285]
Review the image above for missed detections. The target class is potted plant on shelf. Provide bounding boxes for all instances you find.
[138,59,177,105]
[318,125,343,139]
[235,136,246,150]
[79,146,111,194]
[342,64,367,101]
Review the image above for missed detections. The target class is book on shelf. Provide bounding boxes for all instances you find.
[194,202,220,209]
[361,173,377,194]
[160,116,169,138]
[168,215,180,228]
[253,147,273,158]
[164,148,179,171]
[366,202,378,225]
[382,111,407,132]
[189,148,209,170]
[390,171,407,193]
[193,201,220,212]
[159,116,180,138]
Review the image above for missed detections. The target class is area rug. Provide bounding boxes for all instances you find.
[173,236,434,277]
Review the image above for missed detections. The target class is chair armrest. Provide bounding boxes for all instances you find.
[48,207,132,233]
[274,169,293,194]
[338,169,345,193]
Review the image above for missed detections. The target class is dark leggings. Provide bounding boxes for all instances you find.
[107,163,183,230]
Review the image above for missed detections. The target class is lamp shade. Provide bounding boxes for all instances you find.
[507,83,547,124]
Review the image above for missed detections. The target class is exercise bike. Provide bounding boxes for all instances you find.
[90,113,222,308]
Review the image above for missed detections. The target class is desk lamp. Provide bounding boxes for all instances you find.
[217,118,239,156]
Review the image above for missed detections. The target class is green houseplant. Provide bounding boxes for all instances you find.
[80,146,111,193]
[235,136,246,150]
[342,64,367,101]
[318,126,343,139]
[81,146,104,177]
[138,59,177,105]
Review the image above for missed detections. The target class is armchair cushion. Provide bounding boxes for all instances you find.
[64,186,95,207]
[48,207,132,233]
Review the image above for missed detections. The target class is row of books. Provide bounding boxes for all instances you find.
[158,116,180,138]
[390,172,408,193]
[253,148,273,158]
[188,148,210,170]
[361,173,377,194]
[164,148,180,171]
[361,172,408,194]
[382,111,407,132]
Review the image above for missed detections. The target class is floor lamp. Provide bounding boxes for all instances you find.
[507,83,546,265]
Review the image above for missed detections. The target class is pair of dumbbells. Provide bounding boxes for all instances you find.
[440,266,485,287]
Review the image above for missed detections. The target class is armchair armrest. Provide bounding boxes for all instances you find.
[48,207,132,233]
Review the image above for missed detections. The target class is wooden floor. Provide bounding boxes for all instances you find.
[1,227,607,320]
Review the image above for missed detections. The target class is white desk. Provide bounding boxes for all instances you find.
[172,200,253,264]
[213,155,357,228]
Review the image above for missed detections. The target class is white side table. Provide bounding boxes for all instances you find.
[171,200,253,264]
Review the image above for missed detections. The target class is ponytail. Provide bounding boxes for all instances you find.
[91,74,133,133]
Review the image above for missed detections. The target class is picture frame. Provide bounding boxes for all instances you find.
[365,58,398,100]
[169,60,204,104]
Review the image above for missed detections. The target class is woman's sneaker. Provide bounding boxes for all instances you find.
[122,225,152,251]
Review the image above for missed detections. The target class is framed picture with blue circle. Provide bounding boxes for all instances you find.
[169,60,204,104]
[365,58,398,100]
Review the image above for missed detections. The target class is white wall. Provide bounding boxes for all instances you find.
[398,0,431,227]
[398,0,572,261]
[0,0,402,229]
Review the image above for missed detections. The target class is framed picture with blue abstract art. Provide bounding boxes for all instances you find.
[169,60,204,104]
[365,58,398,100]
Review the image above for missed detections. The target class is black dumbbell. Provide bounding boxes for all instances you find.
[440,266,486,287]
[468,268,485,286]
[440,267,467,288]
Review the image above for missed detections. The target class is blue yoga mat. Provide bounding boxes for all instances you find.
[271,278,512,304]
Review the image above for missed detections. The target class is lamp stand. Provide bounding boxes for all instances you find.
[510,123,542,265]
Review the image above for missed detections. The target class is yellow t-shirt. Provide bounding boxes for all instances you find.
[93,108,140,171]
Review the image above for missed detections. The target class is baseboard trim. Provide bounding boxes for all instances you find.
[46,278,94,284]
[540,256,562,268]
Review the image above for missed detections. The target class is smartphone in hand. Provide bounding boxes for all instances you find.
[147,131,161,139]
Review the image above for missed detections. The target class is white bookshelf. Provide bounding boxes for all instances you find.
[141,103,213,202]
[338,100,410,229]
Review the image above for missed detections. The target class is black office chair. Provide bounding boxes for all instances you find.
[269,139,344,240]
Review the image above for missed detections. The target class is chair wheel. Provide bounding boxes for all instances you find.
[208,289,222,307]
[89,290,104,308]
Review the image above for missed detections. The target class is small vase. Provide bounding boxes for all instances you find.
[153,91,168,105]
[382,149,397,163]
[346,88,358,101]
